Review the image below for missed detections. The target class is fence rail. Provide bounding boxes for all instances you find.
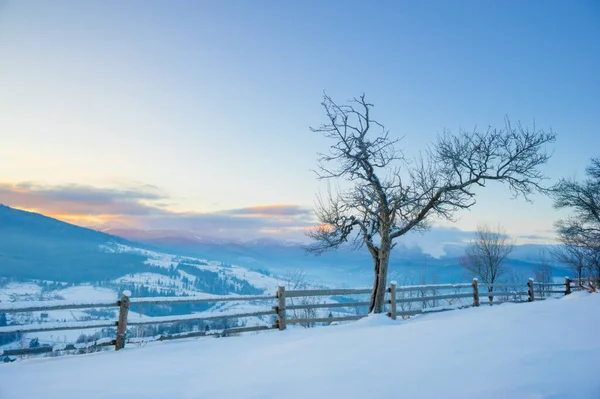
[393,292,473,304]
[285,288,372,298]
[0,276,579,358]
[286,301,370,310]
[129,294,277,305]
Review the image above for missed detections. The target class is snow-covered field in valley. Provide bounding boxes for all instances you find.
[1,292,599,399]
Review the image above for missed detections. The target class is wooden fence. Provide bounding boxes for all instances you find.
[0,277,580,358]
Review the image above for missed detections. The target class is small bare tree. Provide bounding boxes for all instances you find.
[286,269,319,328]
[533,250,553,298]
[395,274,417,318]
[307,93,555,313]
[461,224,514,303]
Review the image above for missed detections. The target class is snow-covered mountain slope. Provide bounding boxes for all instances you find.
[2,292,598,399]
[102,242,285,293]
[0,242,321,349]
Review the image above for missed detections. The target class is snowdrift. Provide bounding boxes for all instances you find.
[1,292,599,399]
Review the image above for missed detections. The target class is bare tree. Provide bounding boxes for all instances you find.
[533,250,553,298]
[551,157,600,290]
[286,269,319,328]
[307,94,556,313]
[553,158,600,248]
[460,224,514,303]
[548,236,588,284]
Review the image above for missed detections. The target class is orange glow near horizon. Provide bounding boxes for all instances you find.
[12,206,127,227]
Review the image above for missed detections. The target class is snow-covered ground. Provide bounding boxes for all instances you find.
[0,282,42,302]
[1,292,598,399]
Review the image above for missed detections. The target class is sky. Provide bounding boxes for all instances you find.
[0,0,599,248]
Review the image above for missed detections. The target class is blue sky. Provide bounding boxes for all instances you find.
[0,1,598,247]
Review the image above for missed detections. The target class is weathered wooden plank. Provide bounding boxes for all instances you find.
[216,325,272,335]
[1,340,115,357]
[480,299,528,305]
[276,285,286,331]
[398,307,458,317]
[115,291,131,351]
[477,283,527,288]
[129,294,277,306]
[287,315,366,324]
[388,282,397,320]
[2,346,53,356]
[154,331,206,341]
[0,319,117,334]
[528,278,535,302]
[0,300,119,314]
[127,310,276,326]
[395,283,472,292]
[545,290,568,294]
[285,288,372,298]
[395,293,473,304]
[286,301,370,310]
[133,325,272,344]
[531,282,565,287]
[477,291,528,297]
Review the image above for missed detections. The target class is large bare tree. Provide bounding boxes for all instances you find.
[307,94,556,313]
[460,224,514,303]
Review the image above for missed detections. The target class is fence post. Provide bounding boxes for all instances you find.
[565,277,571,295]
[388,281,397,320]
[276,285,286,331]
[472,278,479,307]
[527,278,534,302]
[115,290,131,351]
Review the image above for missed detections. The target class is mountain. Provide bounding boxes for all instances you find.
[0,204,284,311]
[0,205,158,282]
[1,205,571,288]
[92,226,570,286]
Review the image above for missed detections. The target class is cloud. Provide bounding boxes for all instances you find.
[0,181,316,241]
[0,182,166,216]
[221,204,313,218]
[397,226,475,258]
[518,234,549,240]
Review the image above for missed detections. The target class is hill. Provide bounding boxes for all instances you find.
[0,205,155,282]
[1,292,598,398]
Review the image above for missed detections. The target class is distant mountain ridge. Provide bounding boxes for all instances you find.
[0,205,570,286]
[90,224,569,285]
[0,204,283,302]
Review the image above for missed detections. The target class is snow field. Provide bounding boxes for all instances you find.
[1,292,598,399]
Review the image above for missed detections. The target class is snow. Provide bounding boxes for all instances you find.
[55,286,117,302]
[102,242,285,293]
[0,298,117,312]
[0,282,42,302]
[0,319,116,334]
[0,285,119,348]
[1,292,599,398]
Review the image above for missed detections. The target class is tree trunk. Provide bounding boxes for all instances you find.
[488,286,493,303]
[369,241,391,313]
